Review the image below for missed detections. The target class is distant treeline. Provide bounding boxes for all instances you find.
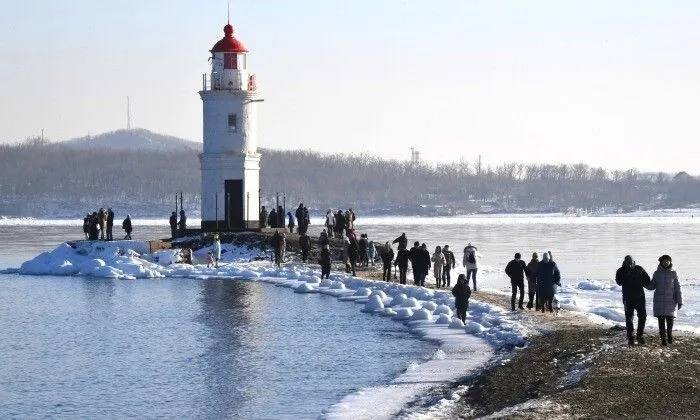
[0,138,698,217]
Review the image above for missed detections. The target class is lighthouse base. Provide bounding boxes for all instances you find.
[199,153,261,232]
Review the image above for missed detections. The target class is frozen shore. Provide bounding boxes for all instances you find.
[5,236,699,419]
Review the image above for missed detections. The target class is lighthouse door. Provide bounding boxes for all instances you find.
[224,179,244,230]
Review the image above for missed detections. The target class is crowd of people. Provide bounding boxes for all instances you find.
[267,206,684,347]
[84,201,683,349]
[82,208,132,240]
[259,204,311,234]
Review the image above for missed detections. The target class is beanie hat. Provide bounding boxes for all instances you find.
[658,254,672,263]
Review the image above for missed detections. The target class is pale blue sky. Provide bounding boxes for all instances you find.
[1,1,699,173]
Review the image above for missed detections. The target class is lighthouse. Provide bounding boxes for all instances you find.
[199,21,262,231]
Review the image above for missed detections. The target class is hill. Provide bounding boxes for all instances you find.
[61,129,202,152]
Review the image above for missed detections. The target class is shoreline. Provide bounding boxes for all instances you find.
[343,262,700,419]
[8,230,700,419]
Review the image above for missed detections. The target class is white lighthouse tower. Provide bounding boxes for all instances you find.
[199,21,262,231]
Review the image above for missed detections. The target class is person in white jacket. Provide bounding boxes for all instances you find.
[213,234,221,268]
[462,243,480,291]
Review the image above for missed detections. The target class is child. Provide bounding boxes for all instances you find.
[206,251,214,268]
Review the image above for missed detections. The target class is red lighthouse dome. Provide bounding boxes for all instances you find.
[210,24,248,53]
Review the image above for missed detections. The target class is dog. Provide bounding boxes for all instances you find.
[552,297,561,316]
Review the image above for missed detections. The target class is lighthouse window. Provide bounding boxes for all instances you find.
[228,113,237,132]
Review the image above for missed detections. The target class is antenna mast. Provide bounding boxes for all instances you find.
[228,0,231,23]
[127,96,131,130]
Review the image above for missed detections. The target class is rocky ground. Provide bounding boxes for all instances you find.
[213,231,700,419]
[439,291,700,419]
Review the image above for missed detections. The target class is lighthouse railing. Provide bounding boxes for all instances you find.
[201,73,257,92]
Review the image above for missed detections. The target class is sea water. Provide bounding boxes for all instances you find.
[1,213,698,418]
[0,224,436,419]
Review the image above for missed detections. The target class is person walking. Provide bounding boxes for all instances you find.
[212,234,221,268]
[431,246,446,288]
[380,242,394,281]
[526,252,540,310]
[462,243,479,291]
[505,253,528,311]
[319,244,332,279]
[536,251,561,312]
[442,245,456,288]
[271,231,285,267]
[615,255,651,345]
[452,274,472,323]
[395,246,410,285]
[122,215,133,240]
[169,211,178,238]
[106,208,114,241]
[299,233,311,262]
[648,255,683,346]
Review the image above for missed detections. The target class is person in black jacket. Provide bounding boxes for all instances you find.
[299,233,311,262]
[106,208,114,241]
[442,245,456,288]
[392,233,408,251]
[319,244,332,279]
[334,210,345,239]
[178,210,187,235]
[408,242,421,285]
[169,211,178,238]
[380,242,394,281]
[452,274,472,323]
[122,215,133,240]
[505,253,528,311]
[536,251,561,313]
[83,214,90,240]
[526,252,540,310]
[418,243,431,287]
[259,206,268,229]
[348,236,359,276]
[358,234,368,267]
[395,247,410,284]
[615,255,651,345]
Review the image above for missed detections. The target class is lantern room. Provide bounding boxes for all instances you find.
[205,24,256,92]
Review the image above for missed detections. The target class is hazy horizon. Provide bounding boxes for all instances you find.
[1,1,699,174]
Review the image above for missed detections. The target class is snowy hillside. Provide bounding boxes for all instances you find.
[60,129,202,152]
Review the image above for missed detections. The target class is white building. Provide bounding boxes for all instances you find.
[199,22,263,231]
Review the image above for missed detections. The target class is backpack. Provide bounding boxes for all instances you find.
[467,251,476,264]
